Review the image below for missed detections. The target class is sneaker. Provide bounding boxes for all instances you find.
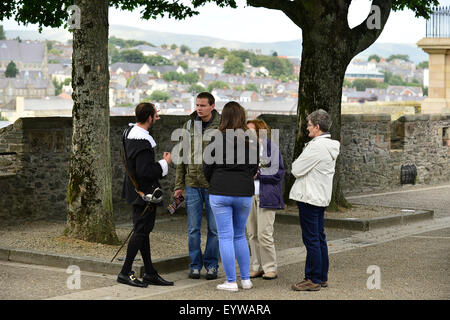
[321,281,328,288]
[291,279,321,291]
[216,281,238,292]
[189,269,200,279]
[205,267,218,280]
[241,279,253,290]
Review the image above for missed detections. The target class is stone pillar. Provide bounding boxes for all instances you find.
[417,38,450,114]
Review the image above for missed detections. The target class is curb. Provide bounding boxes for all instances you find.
[0,247,190,277]
[276,208,434,231]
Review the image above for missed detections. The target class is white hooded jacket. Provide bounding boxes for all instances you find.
[289,133,340,207]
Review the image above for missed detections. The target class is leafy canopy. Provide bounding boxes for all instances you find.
[0,1,237,30]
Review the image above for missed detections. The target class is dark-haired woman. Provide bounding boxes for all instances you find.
[203,101,259,292]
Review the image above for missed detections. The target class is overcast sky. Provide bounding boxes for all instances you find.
[1,0,449,43]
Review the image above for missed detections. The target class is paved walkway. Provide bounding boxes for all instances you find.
[1,184,449,303]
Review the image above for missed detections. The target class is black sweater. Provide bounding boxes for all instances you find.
[203,131,259,196]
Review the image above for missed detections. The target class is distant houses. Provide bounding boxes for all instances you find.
[0,77,55,105]
[0,40,47,74]
[342,86,424,103]
[0,37,429,122]
[345,61,384,82]
[110,62,151,77]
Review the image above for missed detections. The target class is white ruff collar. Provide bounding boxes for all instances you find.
[127,123,156,148]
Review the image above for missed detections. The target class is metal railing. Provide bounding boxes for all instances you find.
[426,6,450,38]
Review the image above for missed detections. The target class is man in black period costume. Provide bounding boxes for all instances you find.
[117,102,174,287]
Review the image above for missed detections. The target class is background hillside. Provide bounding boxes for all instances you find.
[5,24,428,63]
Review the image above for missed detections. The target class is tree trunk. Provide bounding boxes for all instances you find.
[248,0,392,211]
[289,24,353,211]
[65,0,119,244]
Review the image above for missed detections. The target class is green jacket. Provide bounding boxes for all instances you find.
[174,109,221,190]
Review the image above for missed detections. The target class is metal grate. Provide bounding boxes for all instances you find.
[426,6,450,38]
[400,164,417,185]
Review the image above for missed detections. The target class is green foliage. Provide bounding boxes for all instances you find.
[183,72,199,84]
[382,70,422,87]
[189,84,206,93]
[5,61,18,78]
[368,54,381,62]
[111,47,173,66]
[245,83,259,93]
[230,50,294,78]
[178,61,188,69]
[207,81,230,92]
[216,48,229,59]
[418,61,429,69]
[46,40,55,51]
[223,55,245,75]
[163,71,198,84]
[0,25,5,40]
[197,46,230,59]
[180,45,192,54]
[387,54,410,62]
[392,0,440,18]
[198,46,217,58]
[117,49,145,63]
[150,90,170,102]
[343,78,352,87]
[351,79,379,91]
[49,48,63,55]
[145,55,173,66]
[52,78,62,95]
[109,36,155,49]
[171,44,177,50]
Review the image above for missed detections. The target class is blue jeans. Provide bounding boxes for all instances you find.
[297,201,329,285]
[186,186,219,272]
[209,194,253,283]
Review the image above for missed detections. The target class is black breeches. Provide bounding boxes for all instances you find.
[120,204,157,275]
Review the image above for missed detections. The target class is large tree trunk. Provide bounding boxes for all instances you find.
[276,0,392,211]
[290,24,353,211]
[65,0,119,244]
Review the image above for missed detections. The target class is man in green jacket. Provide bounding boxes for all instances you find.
[174,92,221,280]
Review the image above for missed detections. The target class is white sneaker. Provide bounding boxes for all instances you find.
[241,279,253,290]
[216,281,238,292]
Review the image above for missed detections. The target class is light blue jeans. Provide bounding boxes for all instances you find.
[186,187,219,272]
[209,194,253,282]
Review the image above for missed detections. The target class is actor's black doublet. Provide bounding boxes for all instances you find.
[121,125,165,206]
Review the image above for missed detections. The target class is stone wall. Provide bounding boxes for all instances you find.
[259,113,450,195]
[0,116,189,225]
[0,114,449,224]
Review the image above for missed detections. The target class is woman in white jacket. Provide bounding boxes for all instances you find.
[289,109,340,292]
